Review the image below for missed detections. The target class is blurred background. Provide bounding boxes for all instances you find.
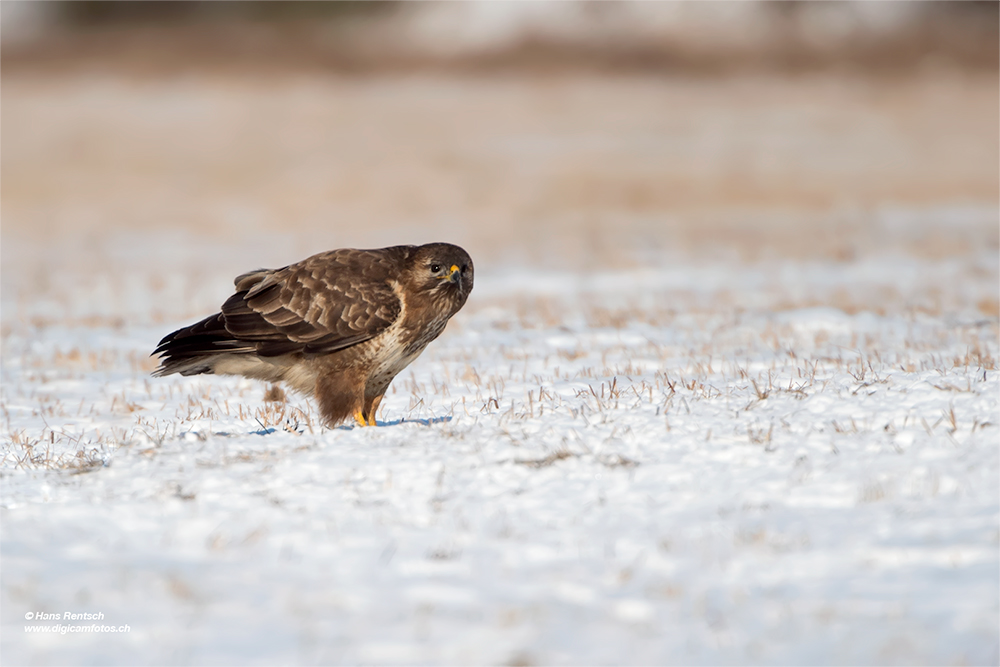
[2,0,998,325]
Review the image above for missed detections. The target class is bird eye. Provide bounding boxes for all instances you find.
[461,264,468,273]
[430,264,442,273]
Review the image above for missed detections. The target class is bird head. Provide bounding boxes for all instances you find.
[411,243,474,312]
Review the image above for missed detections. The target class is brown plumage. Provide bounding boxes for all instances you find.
[152,243,473,427]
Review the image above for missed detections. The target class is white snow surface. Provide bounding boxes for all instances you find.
[2,247,998,665]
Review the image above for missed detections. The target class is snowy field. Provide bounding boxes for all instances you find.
[3,230,998,665]
[2,73,998,665]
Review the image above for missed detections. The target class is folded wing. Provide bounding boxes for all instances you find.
[153,248,405,375]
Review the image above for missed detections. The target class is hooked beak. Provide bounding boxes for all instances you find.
[439,264,461,284]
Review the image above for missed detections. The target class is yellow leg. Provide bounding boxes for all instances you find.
[353,410,368,427]
[366,395,384,426]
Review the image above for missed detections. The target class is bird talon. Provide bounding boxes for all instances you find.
[354,411,378,427]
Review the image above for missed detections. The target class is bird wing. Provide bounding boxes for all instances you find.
[221,247,408,357]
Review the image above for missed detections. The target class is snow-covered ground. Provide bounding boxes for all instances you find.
[2,229,997,665]
[2,68,998,665]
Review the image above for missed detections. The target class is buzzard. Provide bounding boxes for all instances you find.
[152,243,473,427]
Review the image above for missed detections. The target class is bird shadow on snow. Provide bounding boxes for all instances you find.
[338,416,453,430]
[244,415,451,436]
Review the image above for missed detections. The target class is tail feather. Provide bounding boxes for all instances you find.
[152,313,254,377]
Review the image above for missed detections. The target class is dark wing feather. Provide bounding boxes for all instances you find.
[220,247,409,357]
[151,312,257,375]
